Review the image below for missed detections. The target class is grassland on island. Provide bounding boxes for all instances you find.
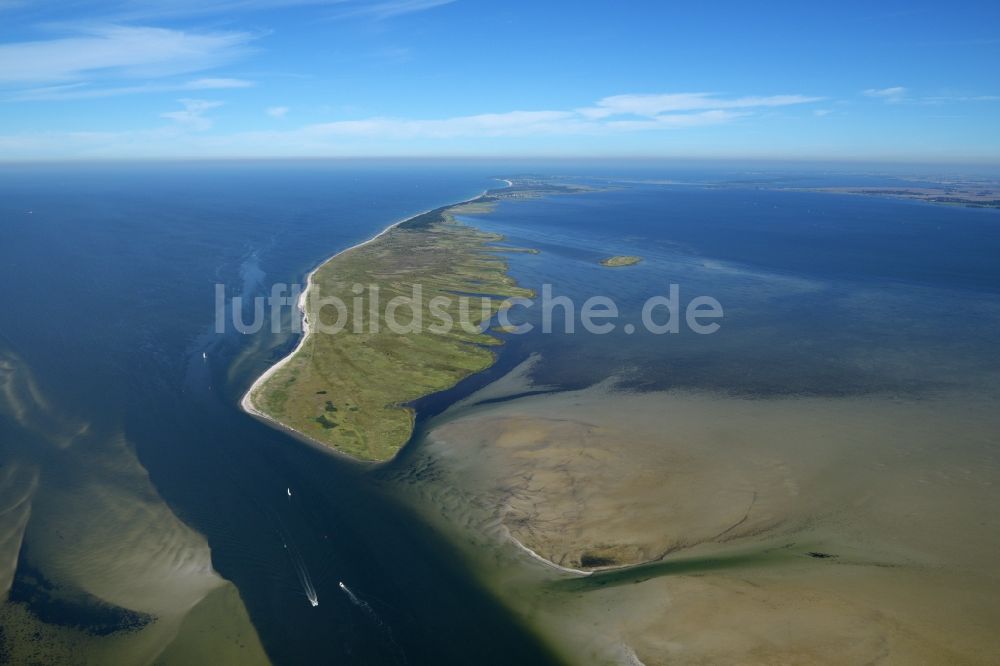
[245,198,535,461]
[600,255,642,267]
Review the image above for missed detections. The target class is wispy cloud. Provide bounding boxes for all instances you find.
[335,0,456,20]
[10,77,254,101]
[921,94,1000,104]
[0,91,826,158]
[0,25,256,85]
[161,98,223,130]
[114,0,343,14]
[578,93,823,119]
[236,92,818,139]
[862,86,1000,106]
[305,110,579,138]
[1,0,455,21]
[863,86,908,103]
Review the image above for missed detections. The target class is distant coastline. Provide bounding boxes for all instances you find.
[780,184,1000,209]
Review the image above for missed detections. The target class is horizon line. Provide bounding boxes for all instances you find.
[2,155,999,168]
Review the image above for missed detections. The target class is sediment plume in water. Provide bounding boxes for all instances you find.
[0,346,270,664]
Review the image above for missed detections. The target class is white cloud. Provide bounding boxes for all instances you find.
[340,0,456,19]
[863,86,907,103]
[305,110,579,138]
[0,90,827,158]
[116,0,345,14]
[0,0,455,21]
[814,109,832,117]
[161,98,223,130]
[9,77,254,101]
[269,105,759,140]
[578,93,823,119]
[0,25,256,85]
[282,93,818,139]
[603,110,748,130]
[920,93,1000,104]
[266,105,290,118]
[862,88,1000,106]
[186,77,254,90]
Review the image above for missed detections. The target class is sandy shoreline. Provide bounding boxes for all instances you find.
[238,184,502,438]
[505,529,591,576]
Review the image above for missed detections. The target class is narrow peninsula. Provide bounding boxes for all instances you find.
[242,181,583,461]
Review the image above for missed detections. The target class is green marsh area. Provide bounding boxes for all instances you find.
[247,200,532,461]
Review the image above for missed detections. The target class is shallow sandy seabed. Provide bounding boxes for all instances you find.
[0,348,269,665]
[407,372,1000,665]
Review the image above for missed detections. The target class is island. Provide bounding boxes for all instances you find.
[241,181,584,461]
[600,255,642,267]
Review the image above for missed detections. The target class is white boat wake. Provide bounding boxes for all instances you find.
[339,581,406,662]
[280,533,318,607]
[293,549,318,607]
[338,581,369,612]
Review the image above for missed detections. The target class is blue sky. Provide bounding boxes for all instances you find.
[0,0,998,161]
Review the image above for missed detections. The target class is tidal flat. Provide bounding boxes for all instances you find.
[393,370,1000,665]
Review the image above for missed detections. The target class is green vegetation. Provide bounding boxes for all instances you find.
[600,255,642,267]
[248,202,534,461]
